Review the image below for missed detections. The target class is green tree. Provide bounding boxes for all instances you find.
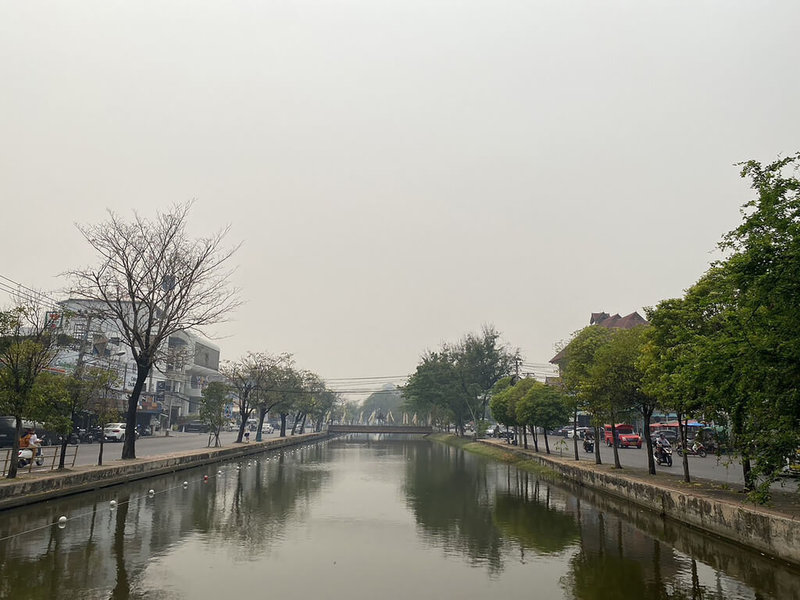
[522,382,569,454]
[402,350,461,432]
[50,365,116,469]
[716,153,800,498]
[451,326,517,431]
[559,326,613,465]
[489,377,522,444]
[0,301,59,478]
[585,329,647,470]
[403,326,516,435]
[643,291,715,483]
[199,381,228,447]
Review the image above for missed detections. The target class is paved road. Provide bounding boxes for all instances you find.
[503,435,800,493]
[66,430,285,467]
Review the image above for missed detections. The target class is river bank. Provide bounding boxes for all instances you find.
[434,434,800,567]
[0,432,328,511]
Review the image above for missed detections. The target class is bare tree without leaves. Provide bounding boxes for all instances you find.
[67,202,240,459]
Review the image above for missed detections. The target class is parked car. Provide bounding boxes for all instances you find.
[566,426,593,439]
[653,429,679,444]
[180,421,209,433]
[104,423,128,442]
[261,423,274,434]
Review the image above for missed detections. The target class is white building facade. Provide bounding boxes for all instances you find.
[54,299,223,430]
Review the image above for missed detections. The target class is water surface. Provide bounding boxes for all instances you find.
[0,437,798,599]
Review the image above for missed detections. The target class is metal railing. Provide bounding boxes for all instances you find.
[0,444,79,477]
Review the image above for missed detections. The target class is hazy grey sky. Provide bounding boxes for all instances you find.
[2,2,798,394]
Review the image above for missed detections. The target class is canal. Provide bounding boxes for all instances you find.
[1,437,799,599]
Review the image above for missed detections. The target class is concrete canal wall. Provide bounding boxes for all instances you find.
[476,439,800,567]
[0,433,328,511]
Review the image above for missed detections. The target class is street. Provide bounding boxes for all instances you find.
[503,435,800,493]
[67,429,282,467]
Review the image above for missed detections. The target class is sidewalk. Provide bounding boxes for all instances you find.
[0,432,325,511]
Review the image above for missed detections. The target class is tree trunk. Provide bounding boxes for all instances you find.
[212,425,222,447]
[98,436,105,466]
[6,417,23,479]
[122,361,151,459]
[742,455,754,491]
[59,407,75,469]
[530,425,539,452]
[643,408,655,475]
[279,413,288,437]
[235,397,250,443]
[59,437,69,470]
[594,425,602,465]
[611,422,622,469]
[255,407,267,442]
[678,413,690,483]
[522,425,528,449]
[544,431,550,454]
[573,409,579,461]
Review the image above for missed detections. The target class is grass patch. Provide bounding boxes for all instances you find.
[432,434,558,478]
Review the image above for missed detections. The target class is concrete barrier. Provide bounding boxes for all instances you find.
[477,439,800,567]
[0,433,328,511]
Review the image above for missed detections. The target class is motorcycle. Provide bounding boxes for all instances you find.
[654,444,673,466]
[677,441,707,458]
[17,447,44,468]
[583,438,594,453]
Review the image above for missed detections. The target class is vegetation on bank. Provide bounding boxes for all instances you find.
[431,433,558,478]
[412,154,800,504]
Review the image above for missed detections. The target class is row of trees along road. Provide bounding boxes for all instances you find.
[508,153,799,503]
[214,351,340,446]
[402,325,518,435]
[0,296,123,478]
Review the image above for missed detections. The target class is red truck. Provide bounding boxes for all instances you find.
[603,424,642,448]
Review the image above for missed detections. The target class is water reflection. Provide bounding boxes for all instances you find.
[0,444,328,599]
[0,438,797,600]
[401,440,799,600]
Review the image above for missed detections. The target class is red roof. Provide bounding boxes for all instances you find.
[549,311,649,364]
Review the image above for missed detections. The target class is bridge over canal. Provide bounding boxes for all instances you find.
[327,424,433,435]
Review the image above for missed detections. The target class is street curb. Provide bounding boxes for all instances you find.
[474,438,800,567]
[0,433,329,511]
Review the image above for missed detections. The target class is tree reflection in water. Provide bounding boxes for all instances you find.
[0,440,797,600]
[403,442,797,600]
[0,445,328,599]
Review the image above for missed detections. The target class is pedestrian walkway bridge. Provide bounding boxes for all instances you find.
[327,424,433,435]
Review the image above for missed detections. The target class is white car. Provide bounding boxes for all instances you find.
[104,423,128,442]
[261,423,274,434]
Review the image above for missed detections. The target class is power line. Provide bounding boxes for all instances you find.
[0,274,63,308]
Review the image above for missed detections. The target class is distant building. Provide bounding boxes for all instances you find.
[550,310,649,367]
[548,310,649,428]
[55,299,223,429]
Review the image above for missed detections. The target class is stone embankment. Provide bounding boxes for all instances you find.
[0,433,327,511]
[475,438,800,567]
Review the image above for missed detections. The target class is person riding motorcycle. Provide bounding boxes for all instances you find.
[18,428,43,467]
[655,433,672,463]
